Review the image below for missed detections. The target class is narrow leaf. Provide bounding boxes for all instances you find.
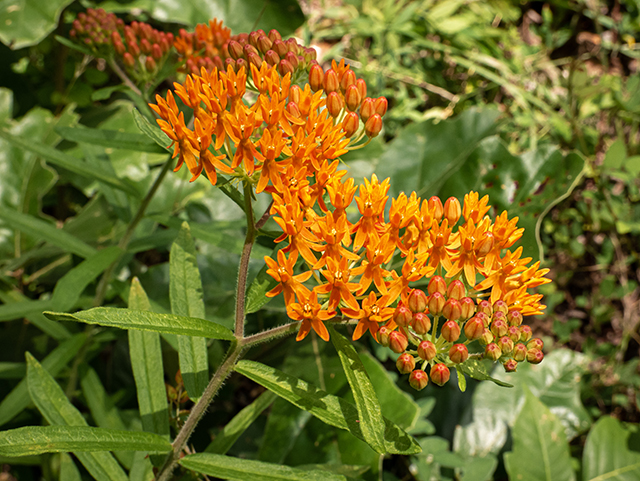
[329,326,386,454]
[56,126,167,153]
[129,451,155,481]
[234,360,421,455]
[179,453,346,481]
[132,108,172,150]
[44,308,234,340]
[170,222,209,401]
[59,453,82,481]
[0,426,171,456]
[26,353,129,481]
[0,334,85,427]
[128,279,170,438]
[0,289,70,339]
[459,358,513,388]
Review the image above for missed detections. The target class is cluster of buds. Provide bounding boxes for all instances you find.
[70,8,173,83]
[174,20,231,74]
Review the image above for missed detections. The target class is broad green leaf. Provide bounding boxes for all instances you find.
[170,222,209,401]
[56,126,167,154]
[582,417,640,481]
[0,289,70,339]
[206,390,277,455]
[234,360,421,455]
[179,452,346,481]
[26,353,129,481]
[132,108,171,150]
[504,388,575,481]
[51,246,122,311]
[603,140,627,170]
[329,326,385,454]
[459,358,513,388]
[0,208,96,258]
[0,334,85,427]
[0,0,75,49]
[128,278,170,438]
[0,128,139,197]
[60,453,82,481]
[44,307,234,340]
[0,426,171,456]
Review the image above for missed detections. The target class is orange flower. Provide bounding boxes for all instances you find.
[256,129,291,193]
[272,200,319,265]
[446,218,492,286]
[341,292,394,341]
[264,250,312,306]
[475,247,531,304]
[223,103,264,175]
[287,289,335,341]
[357,233,395,295]
[315,255,362,311]
[352,174,390,251]
[311,214,359,270]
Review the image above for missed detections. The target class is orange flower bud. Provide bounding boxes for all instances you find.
[475,312,490,327]
[484,342,502,361]
[520,325,533,343]
[309,63,324,92]
[493,300,508,315]
[475,231,494,256]
[289,85,301,104]
[225,58,237,71]
[340,69,356,92]
[393,304,412,328]
[430,363,450,386]
[114,38,126,56]
[409,369,429,390]
[257,34,272,53]
[507,326,521,343]
[428,196,444,220]
[278,59,294,76]
[389,330,408,353]
[480,327,494,346]
[428,292,445,316]
[360,97,374,122]
[491,318,508,338]
[356,78,367,101]
[128,41,140,57]
[497,336,514,355]
[268,29,282,43]
[464,317,484,340]
[513,343,528,362]
[145,56,157,71]
[526,348,544,364]
[345,85,361,111]
[527,338,544,351]
[377,326,392,347]
[459,297,475,320]
[248,31,261,48]
[492,310,506,323]
[151,43,163,60]
[123,52,135,68]
[418,340,436,361]
[447,280,465,300]
[449,344,468,363]
[247,52,263,68]
[396,353,416,374]
[442,320,461,342]
[342,112,359,137]
[412,312,431,335]
[285,38,299,53]
[140,38,152,55]
[273,39,288,57]
[243,44,259,58]
[323,68,339,93]
[442,298,462,321]
[408,289,428,313]
[364,113,382,137]
[444,197,461,225]
[326,92,343,118]
[228,40,244,59]
[374,96,388,116]
[264,49,280,66]
[428,276,447,296]
[507,310,523,326]
[503,359,518,372]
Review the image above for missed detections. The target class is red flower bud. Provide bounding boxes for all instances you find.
[464,317,484,340]
[444,197,462,226]
[389,331,408,353]
[520,325,533,343]
[342,112,359,137]
[359,97,374,122]
[340,69,356,92]
[428,196,444,220]
[507,326,521,343]
[123,52,135,68]
[526,348,544,364]
[326,92,343,118]
[418,340,436,361]
[248,31,260,48]
[236,58,248,73]
[412,312,431,335]
[323,68,339,93]
[480,327,494,346]
[503,359,518,372]
[475,311,490,327]
[247,52,263,68]
[228,40,244,59]
[428,276,447,296]
[377,325,392,346]
[140,38,152,55]
[491,318,508,338]
[256,35,272,54]
[243,44,259,59]
[459,297,475,320]
[151,43,163,60]
[477,299,493,317]
[442,298,462,321]
[284,51,299,70]
[447,280,465,300]
[493,300,508,315]
[449,344,469,364]
[364,113,382,138]
[527,338,544,351]
[268,29,282,43]
[507,310,523,327]
[272,39,288,57]
[428,292,445,316]
[408,289,428,313]
[497,336,514,355]
[278,59,294,76]
[356,78,367,101]
[145,56,157,72]
[345,84,361,111]
[513,343,528,362]
[113,38,126,56]
[430,363,450,386]
[128,41,140,57]
[393,304,412,328]
[396,353,416,374]
[409,369,429,390]
[309,63,324,92]
[285,37,299,53]
[442,320,461,342]
[484,342,502,361]
[374,96,388,116]
[225,58,237,71]
[264,49,280,66]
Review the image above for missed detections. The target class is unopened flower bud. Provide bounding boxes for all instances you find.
[449,344,469,364]
[389,331,408,353]
[459,297,475,320]
[428,196,444,220]
[309,63,324,92]
[503,359,518,372]
[151,43,163,60]
[484,342,502,360]
[268,29,282,43]
[342,112,359,137]
[340,69,356,92]
[428,292,445,315]
[491,318,508,338]
[256,35,272,53]
[513,343,528,361]
[264,49,280,66]
[520,325,533,343]
[236,58,248,73]
[444,197,462,225]
[247,51,263,68]
[409,369,429,390]
[526,348,544,364]
[225,57,237,71]
[355,78,367,101]
[507,326,521,343]
[475,311,490,327]
[123,52,135,68]
[345,84,361,111]
[396,353,416,374]
[243,43,259,59]
[408,289,428,313]
[464,317,484,340]
[507,310,523,327]
[493,300,508,315]
[285,37,299,53]
[272,39,288,57]
[418,340,436,361]
[228,40,244,59]
[428,276,446,296]
[145,56,157,72]
[430,363,450,386]
[441,320,461,342]
[412,312,431,335]
[376,325,392,346]
[114,38,126,56]
[477,300,493,317]
[480,327,494,346]
[527,338,544,351]
[128,41,140,57]
[492,311,506,323]
[359,97,374,122]
[278,59,294,76]
[497,336,514,355]
[442,298,462,321]
[393,304,412,328]
[140,38,152,55]
[364,113,382,138]
[447,280,465,300]
[323,68,339,93]
[374,96,388,116]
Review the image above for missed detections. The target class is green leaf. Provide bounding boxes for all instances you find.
[206,390,277,455]
[459,358,513,388]
[258,397,312,463]
[582,417,640,481]
[0,426,171,456]
[503,388,575,481]
[59,453,82,481]
[0,334,85,427]
[234,360,421,455]
[603,140,627,171]
[0,128,139,196]
[43,307,234,340]
[456,366,467,392]
[132,108,172,150]
[26,353,129,481]
[0,0,75,49]
[170,222,209,401]
[51,246,122,311]
[54,35,94,55]
[179,452,346,481]
[56,126,168,154]
[0,289,69,339]
[127,278,170,438]
[0,362,25,379]
[0,208,96,258]
[129,451,155,481]
[329,326,386,454]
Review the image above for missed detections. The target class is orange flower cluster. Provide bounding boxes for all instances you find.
[174,20,231,74]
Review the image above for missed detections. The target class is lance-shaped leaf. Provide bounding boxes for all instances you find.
[56,126,167,153]
[0,426,171,456]
[132,108,172,149]
[170,222,209,401]
[234,360,421,455]
[127,278,170,438]
[179,453,346,481]
[26,353,128,481]
[459,358,513,388]
[329,326,385,454]
[43,308,234,340]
